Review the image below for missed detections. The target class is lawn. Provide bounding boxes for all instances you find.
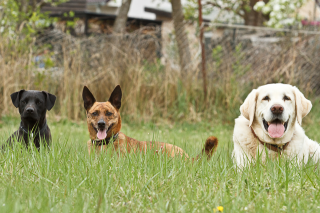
[1,115,320,212]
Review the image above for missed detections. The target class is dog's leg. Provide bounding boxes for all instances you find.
[2,131,23,151]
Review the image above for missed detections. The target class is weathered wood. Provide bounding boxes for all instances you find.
[113,0,132,33]
[41,0,86,13]
[198,0,207,99]
[171,0,192,74]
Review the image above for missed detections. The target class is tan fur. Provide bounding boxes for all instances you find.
[240,89,258,127]
[233,84,320,167]
[86,102,121,140]
[87,133,187,157]
[293,87,312,125]
[83,85,218,160]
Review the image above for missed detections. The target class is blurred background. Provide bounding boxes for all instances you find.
[0,0,320,124]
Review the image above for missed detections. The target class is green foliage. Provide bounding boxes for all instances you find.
[34,72,46,87]
[0,0,66,37]
[63,11,79,34]
[212,45,223,67]
[232,43,251,76]
[184,0,212,22]
[254,0,306,28]
[185,0,307,27]
[184,0,249,23]
[43,53,55,68]
[142,59,165,74]
[175,80,188,118]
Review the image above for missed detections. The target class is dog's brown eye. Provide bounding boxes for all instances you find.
[262,96,270,101]
[36,101,42,105]
[106,112,113,116]
[284,96,291,101]
[21,101,26,105]
[92,112,98,116]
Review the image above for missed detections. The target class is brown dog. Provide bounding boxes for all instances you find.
[83,85,218,160]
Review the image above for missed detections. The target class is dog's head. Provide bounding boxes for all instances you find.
[82,85,122,140]
[11,90,56,124]
[240,84,312,140]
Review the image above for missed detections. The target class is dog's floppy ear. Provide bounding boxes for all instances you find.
[108,85,122,109]
[42,91,56,111]
[82,86,96,111]
[293,86,312,125]
[240,89,258,127]
[10,90,25,108]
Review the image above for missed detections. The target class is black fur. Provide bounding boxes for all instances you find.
[3,90,56,150]
[108,85,122,109]
[82,86,96,111]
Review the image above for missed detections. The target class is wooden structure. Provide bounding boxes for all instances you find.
[41,0,162,36]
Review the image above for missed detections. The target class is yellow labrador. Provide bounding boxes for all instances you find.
[233,83,320,167]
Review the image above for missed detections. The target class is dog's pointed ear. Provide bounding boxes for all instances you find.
[42,91,56,111]
[82,86,96,111]
[240,89,258,127]
[294,86,312,125]
[108,85,122,109]
[10,90,25,108]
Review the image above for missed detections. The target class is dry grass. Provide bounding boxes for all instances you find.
[0,29,319,123]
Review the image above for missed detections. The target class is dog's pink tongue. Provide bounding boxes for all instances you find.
[97,129,107,140]
[268,123,285,138]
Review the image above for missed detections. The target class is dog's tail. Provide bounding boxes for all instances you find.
[193,136,218,162]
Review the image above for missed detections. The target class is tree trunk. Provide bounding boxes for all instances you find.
[113,0,132,33]
[198,0,207,99]
[171,0,192,74]
[244,0,269,26]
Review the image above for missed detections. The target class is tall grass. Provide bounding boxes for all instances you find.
[1,120,320,212]
[0,30,319,123]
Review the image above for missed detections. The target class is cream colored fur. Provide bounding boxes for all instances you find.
[233,83,320,167]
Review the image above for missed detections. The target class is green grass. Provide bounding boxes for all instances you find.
[1,115,320,212]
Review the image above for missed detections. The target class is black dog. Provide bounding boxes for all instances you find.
[2,90,56,150]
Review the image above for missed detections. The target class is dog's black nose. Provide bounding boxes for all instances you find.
[270,104,283,115]
[26,107,34,114]
[98,120,105,129]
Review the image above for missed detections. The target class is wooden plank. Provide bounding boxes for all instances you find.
[47,3,86,8]
[42,7,86,11]
[42,2,86,6]
[60,0,87,2]
[41,0,87,13]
